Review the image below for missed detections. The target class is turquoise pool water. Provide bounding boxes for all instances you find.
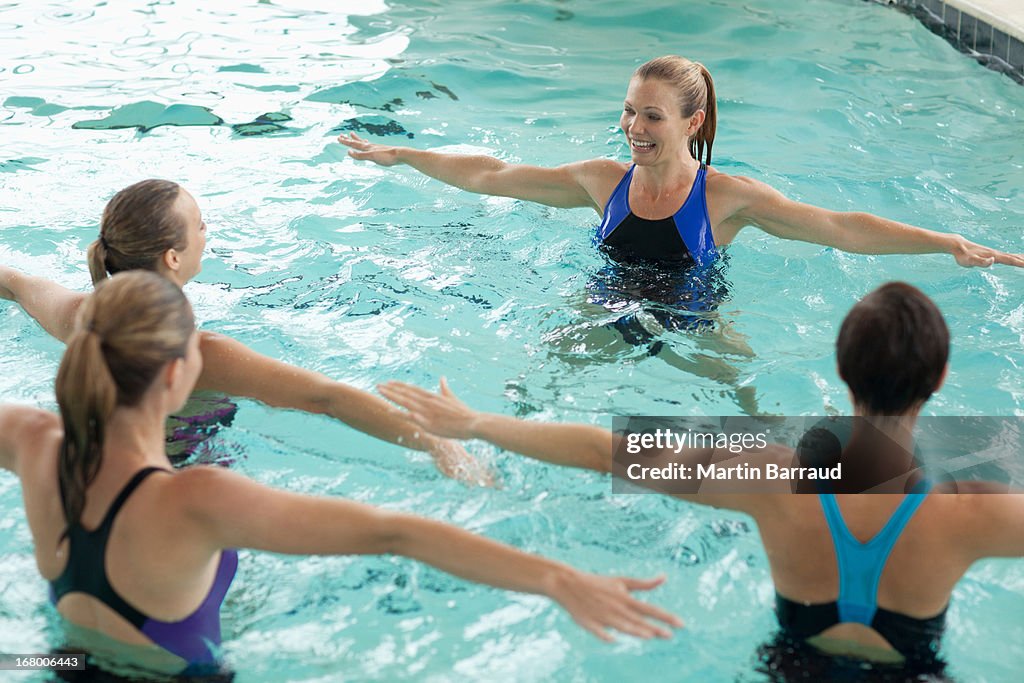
[2,0,1023,680]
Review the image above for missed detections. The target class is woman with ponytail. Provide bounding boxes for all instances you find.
[0,179,491,483]
[339,55,1022,270]
[0,272,680,676]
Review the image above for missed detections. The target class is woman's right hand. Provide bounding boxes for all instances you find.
[547,570,682,641]
[337,132,404,166]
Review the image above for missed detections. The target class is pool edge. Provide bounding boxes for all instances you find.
[875,0,1024,84]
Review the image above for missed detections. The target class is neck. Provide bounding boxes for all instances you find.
[101,402,173,471]
[632,153,700,195]
[164,270,187,290]
[850,408,920,445]
[843,409,921,488]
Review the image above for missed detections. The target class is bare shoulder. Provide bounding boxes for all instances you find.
[670,443,797,515]
[2,407,61,442]
[707,171,774,203]
[927,491,1024,559]
[556,157,625,187]
[571,158,629,178]
[168,465,256,517]
[1,407,62,475]
[568,159,629,212]
[198,329,234,347]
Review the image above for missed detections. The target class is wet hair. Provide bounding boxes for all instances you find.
[836,282,949,415]
[55,271,195,537]
[633,55,717,166]
[87,179,188,285]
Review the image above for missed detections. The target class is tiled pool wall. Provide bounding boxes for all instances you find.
[881,0,1024,84]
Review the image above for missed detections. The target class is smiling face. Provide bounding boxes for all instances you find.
[620,77,703,167]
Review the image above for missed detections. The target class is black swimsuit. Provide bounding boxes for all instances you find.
[50,467,238,671]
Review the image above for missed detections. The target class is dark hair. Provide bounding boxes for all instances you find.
[87,179,188,285]
[633,55,717,166]
[55,271,195,537]
[836,282,949,415]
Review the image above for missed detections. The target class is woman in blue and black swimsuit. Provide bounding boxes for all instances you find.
[339,55,1023,272]
[340,55,1022,414]
[377,281,1024,676]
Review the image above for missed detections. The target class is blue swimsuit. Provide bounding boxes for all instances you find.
[596,164,718,266]
[50,467,238,672]
[775,479,946,662]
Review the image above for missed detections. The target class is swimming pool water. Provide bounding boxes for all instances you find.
[2,0,1023,680]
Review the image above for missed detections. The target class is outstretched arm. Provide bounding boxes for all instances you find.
[0,265,87,342]
[195,332,493,485]
[338,133,616,211]
[181,466,682,641]
[378,378,614,472]
[718,176,1024,268]
[378,379,783,515]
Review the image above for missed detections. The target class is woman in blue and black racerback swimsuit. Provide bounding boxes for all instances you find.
[379,281,1024,675]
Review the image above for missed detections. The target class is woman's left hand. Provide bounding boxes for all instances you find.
[546,571,683,642]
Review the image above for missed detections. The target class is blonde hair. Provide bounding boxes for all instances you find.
[87,179,188,285]
[633,56,717,166]
[55,271,195,536]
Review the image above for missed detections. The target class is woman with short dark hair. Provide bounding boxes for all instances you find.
[377,282,1024,673]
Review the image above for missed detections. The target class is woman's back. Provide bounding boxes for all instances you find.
[754,491,983,655]
[18,413,232,668]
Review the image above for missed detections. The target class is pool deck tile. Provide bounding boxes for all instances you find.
[1009,35,1024,73]
[895,0,1024,79]
[992,28,1010,62]
[943,0,1024,42]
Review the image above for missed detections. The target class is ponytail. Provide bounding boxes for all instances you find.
[87,238,109,284]
[691,64,717,167]
[55,328,118,537]
[53,272,195,538]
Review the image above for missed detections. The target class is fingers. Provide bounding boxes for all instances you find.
[377,382,427,411]
[962,247,1024,268]
[608,612,670,640]
[440,376,454,397]
[620,574,665,591]
[571,576,681,642]
[581,621,615,643]
[629,596,685,629]
[379,381,433,405]
[336,132,366,145]
[994,251,1024,267]
[589,599,676,640]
